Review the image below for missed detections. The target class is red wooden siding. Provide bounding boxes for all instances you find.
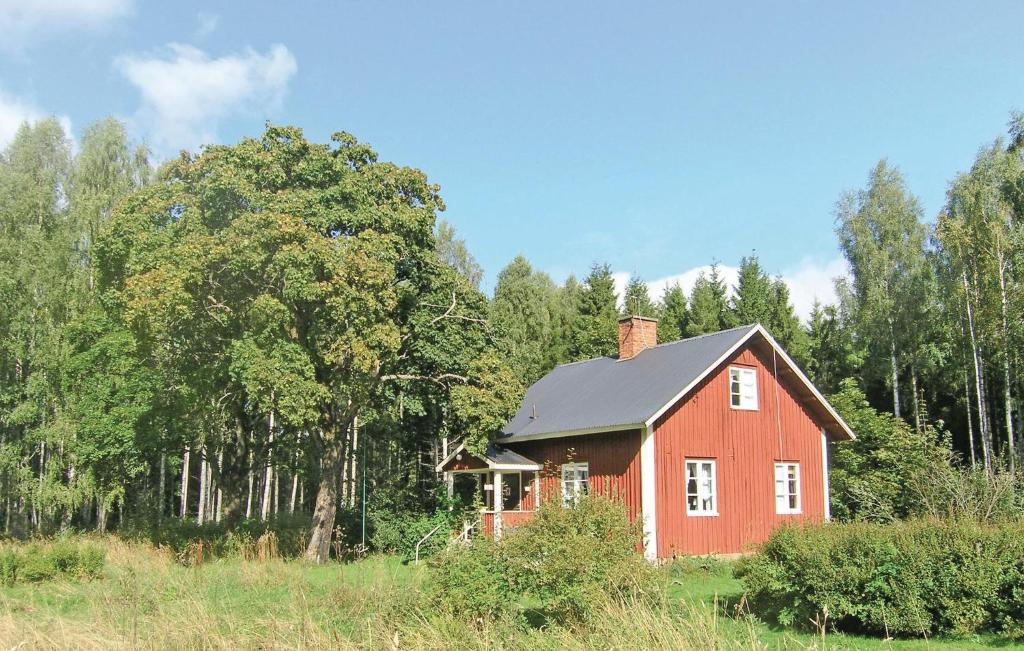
[443,454,487,472]
[654,346,827,556]
[507,430,642,520]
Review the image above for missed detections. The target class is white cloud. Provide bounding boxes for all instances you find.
[0,0,131,48]
[0,90,72,150]
[614,257,848,323]
[116,43,297,156]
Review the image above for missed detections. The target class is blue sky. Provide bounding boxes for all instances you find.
[2,1,1022,318]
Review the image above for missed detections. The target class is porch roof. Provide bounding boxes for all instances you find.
[436,442,542,473]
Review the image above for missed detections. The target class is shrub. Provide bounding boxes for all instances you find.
[0,540,107,584]
[428,495,661,628]
[0,549,17,585]
[428,538,517,625]
[120,513,311,563]
[738,519,1024,639]
[502,494,661,625]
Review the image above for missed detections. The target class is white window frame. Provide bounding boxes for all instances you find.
[774,462,801,514]
[685,459,718,516]
[561,462,589,506]
[729,366,758,410]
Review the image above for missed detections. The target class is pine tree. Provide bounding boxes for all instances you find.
[657,283,688,343]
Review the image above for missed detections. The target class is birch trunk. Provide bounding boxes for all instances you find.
[963,268,992,472]
[910,365,922,432]
[197,448,209,525]
[996,259,1016,470]
[158,452,166,520]
[261,410,275,521]
[964,361,977,467]
[889,324,901,419]
[350,417,359,509]
[290,472,299,514]
[215,448,224,523]
[245,450,254,519]
[180,446,191,518]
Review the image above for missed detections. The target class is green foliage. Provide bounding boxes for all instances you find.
[656,282,688,343]
[828,379,951,521]
[119,514,313,563]
[503,495,661,625]
[727,255,810,365]
[432,495,661,627]
[685,265,730,337]
[739,519,1024,639]
[489,256,565,385]
[0,540,106,584]
[835,160,932,419]
[568,263,619,360]
[429,538,518,624]
[806,301,861,395]
[435,219,484,288]
[621,275,656,318]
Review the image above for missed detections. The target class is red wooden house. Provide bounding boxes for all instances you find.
[438,317,854,559]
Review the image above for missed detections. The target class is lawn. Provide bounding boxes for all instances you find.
[0,539,1014,649]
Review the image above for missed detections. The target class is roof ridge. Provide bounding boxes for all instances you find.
[548,323,759,369]
[646,323,758,350]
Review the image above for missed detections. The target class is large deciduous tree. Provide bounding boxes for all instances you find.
[835,161,930,422]
[98,126,515,562]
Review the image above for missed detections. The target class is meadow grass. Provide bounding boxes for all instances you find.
[0,537,1013,649]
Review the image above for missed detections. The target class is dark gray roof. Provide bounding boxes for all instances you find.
[500,325,758,441]
[483,443,539,467]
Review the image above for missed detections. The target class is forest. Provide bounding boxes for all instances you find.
[1,111,1022,564]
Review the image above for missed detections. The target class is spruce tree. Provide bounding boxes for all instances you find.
[729,255,774,327]
[658,283,688,343]
[568,263,619,360]
[622,274,656,317]
[685,265,729,336]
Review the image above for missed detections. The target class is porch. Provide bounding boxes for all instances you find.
[437,442,543,540]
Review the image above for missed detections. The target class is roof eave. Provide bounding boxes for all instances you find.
[500,422,647,444]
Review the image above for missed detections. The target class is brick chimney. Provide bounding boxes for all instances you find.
[617,316,658,360]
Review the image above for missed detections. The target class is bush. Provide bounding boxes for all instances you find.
[120,513,311,564]
[502,495,662,624]
[428,538,517,625]
[0,540,107,584]
[430,494,662,628]
[738,519,1024,639]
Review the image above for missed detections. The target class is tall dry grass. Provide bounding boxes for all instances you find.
[0,537,828,650]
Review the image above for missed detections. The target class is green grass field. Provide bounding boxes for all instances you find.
[0,538,1014,649]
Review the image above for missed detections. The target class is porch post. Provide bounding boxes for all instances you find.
[534,473,541,510]
[493,471,503,540]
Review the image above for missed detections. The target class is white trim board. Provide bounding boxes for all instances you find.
[640,424,657,561]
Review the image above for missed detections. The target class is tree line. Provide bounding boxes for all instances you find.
[1,113,1021,558]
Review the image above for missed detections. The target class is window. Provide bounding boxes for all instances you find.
[729,366,758,410]
[774,463,801,514]
[685,460,717,515]
[502,472,522,511]
[561,463,589,506]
